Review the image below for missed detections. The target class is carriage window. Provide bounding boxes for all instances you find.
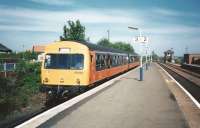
[96,53,131,69]
[120,56,123,65]
[44,54,84,70]
[101,55,105,68]
[132,56,134,63]
[96,54,110,70]
[129,56,131,63]
[96,54,101,70]
[111,56,115,66]
[105,55,109,68]
[129,56,134,63]
[112,55,117,66]
[117,56,119,65]
[123,56,128,64]
[107,55,111,68]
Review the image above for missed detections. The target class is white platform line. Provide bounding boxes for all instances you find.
[15,66,140,128]
[157,63,200,109]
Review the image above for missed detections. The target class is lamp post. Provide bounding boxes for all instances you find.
[145,45,149,70]
[145,46,148,70]
[128,26,144,81]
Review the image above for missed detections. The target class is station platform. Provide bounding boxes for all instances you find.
[39,63,188,128]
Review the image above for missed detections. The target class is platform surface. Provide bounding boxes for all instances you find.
[39,63,188,128]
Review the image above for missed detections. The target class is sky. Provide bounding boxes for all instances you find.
[0,0,200,56]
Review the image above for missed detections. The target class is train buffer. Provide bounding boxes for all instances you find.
[18,63,200,128]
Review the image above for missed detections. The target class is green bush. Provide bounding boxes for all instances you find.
[0,51,38,62]
[16,61,41,94]
[0,77,18,117]
[0,61,42,118]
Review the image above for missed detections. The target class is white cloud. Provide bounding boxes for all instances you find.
[0,7,142,32]
[152,7,181,16]
[29,0,74,5]
[151,7,199,18]
[0,24,60,32]
[0,5,199,55]
[143,25,200,34]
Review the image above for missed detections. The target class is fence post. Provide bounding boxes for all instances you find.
[4,62,7,78]
[14,63,16,70]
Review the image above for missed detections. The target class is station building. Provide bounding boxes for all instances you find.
[184,53,200,65]
[0,43,12,53]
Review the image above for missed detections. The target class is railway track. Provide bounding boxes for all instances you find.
[167,63,200,79]
[158,63,200,104]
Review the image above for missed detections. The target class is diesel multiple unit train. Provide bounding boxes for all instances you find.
[41,41,139,97]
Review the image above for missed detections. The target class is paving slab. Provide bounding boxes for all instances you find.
[39,63,188,128]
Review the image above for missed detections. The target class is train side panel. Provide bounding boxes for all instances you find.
[93,64,128,83]
[89,52,139,85]
[129,62,139,69]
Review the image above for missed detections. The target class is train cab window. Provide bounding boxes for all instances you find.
[45,55,51,67]
[71,54,84,69]
[44,54,84,70]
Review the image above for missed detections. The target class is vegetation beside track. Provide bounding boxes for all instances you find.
[0,52,44,121]
[0,51,38,61]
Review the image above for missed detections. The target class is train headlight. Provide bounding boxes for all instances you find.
[76,78,80,85]
[60,78,64,83]
[44,77,48,82]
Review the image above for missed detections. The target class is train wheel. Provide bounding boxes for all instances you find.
[45,92,58,107]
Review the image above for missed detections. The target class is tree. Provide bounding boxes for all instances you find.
[60,20,86,41]
[152,51,159,61]
[113,42,134,53]
[97,38,135,53]
[97,38,112,47]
